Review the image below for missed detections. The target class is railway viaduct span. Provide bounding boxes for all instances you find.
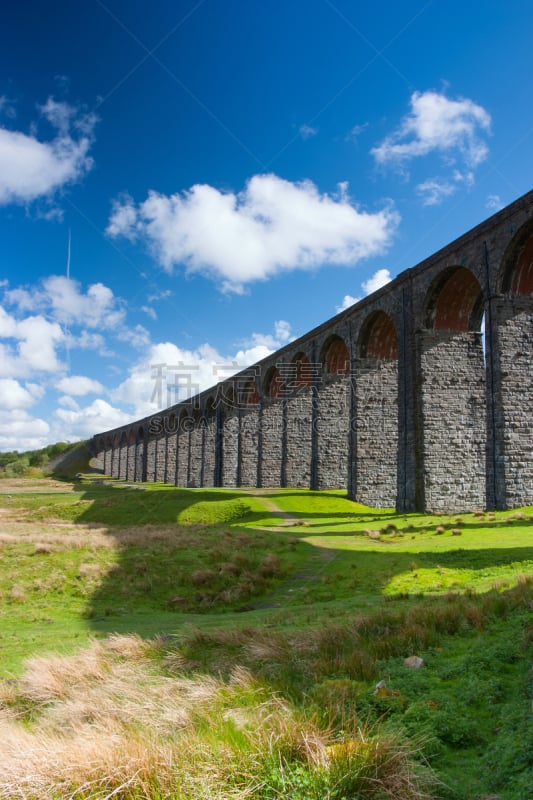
[92,190,533,512]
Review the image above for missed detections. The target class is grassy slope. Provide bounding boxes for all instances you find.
[0,479,532,799]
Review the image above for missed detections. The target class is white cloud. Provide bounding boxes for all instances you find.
[486,193,503,211]
[0,409,51,451]
[53,398,132,440]
[336,294,361,313]
[362,268,392,295]
[56,375,105,396]
[0,309,64,378]
[372,90,491,170]
[299,124,318,140]
[0,98,96,205]
[111,321,295,418]
[335,268,392,313]
[416,178,456,206]
[0,379,44,410]
[107,174,399,291]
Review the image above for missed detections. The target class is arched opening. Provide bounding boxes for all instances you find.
[419,266,486,511]
[241,378,259,405]
[322,335,350,375]
[425,267,484,331]
[358,311,398,359]
[492,224,533,507]
[264,366,283,398]
[355,311,399,507]
[285,351,313,487]
[501,225,533,295]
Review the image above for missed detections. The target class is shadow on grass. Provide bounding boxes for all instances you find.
[62,482,533,641]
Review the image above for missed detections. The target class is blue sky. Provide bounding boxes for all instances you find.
[1,0,532,450]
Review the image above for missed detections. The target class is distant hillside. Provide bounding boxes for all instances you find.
[0,440,95,479]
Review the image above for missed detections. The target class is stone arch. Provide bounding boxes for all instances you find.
[316,333,350,489]
[189,406,204,487]
[291,351,313,389]
[500,220,533,295]
[285,350,313,487]
[354,311,399,507]
[222,384,239,486]
[358,311,398,359]
[425,266,484,331]
[419,266,486,511]
[263,365,283,398]
[241,377,259,405]
[260,365,283,486]
[321,334,350,375]
[491,221,533,507]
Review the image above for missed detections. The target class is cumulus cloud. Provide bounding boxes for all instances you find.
[361,268,392,295]
[107,174,399,291]
[336,294,361,313]
[53,398,132,440]
[372,90,491,171]
[0,379,44,410]
[56,375,105,396]
[0,307,64,378]
[0,97,96,205]
[335,268,392,313]
[0,409,51,451]
[111,321,295,418]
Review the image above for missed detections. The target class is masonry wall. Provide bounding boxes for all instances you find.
[316,375,350,489]
[239,408,259,486]
[222,408,239,486]
[491,297,533,508]
[260,401,283,487]
[355,358,398,507]
[418,331,486,511]
[285,391,313,487]
[93,190,533,512]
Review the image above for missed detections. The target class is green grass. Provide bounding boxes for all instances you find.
[1,479,532,799]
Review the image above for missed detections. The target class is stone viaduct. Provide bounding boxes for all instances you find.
[92,190,533,512]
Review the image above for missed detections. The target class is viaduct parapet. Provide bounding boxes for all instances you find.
[92,190,533,512]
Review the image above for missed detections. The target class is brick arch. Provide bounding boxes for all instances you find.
[136,426,144,441]
[425,267,484,331]
[222,384,236,409]
[241,378,259,405]
[320,334,350,375]
[358,311,398,359]
[263,365,283,398]
[291,351,312,388]
[129,429,136,444]
[500,222,533,295]
[106,436,113,449]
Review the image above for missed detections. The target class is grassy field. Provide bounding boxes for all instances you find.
[0,477,532,799]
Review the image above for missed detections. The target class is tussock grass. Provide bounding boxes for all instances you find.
[0,637,433,800]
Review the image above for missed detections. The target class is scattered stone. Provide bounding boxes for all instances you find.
[365,529,381,540]
[451,528,462,536]
[404,655,425,669]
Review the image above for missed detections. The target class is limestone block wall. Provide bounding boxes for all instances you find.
[260,401,283,487]
[176,427,189,487]
[189,423,204,487]
[285,391,313,487]
[93,190,533,513]
[491,298,533,507]
[355,359,398,507]
[239,408,259,486]
[316,376,350,489]
[203,416,217,487]
[222,409,239,486]
[418,331,486,511]
[127,439,136,481]
[145,436,156,482]
[165,429,177,485]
